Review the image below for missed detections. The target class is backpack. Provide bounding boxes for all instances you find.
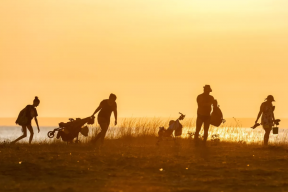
[210,106,223,127]
[174,123,183,136]
[15,106,29,126]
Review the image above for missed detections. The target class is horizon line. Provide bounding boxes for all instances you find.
[0,117,285,119]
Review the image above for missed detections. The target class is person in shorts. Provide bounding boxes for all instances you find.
[91,94,117,144]
[195,85,215,146]
[11,96,40,144]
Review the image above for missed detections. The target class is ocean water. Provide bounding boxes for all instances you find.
[0,126,57,142]
[0,126,287,144]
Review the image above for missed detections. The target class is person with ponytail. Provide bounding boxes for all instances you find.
[11,96,40,144]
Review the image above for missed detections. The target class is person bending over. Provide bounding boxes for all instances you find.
[91,93,117,144]
[12,96,40,144]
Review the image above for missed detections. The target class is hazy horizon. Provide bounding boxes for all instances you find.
[2,117,288,127]
[1,0,288,118]
[1,1,288,191]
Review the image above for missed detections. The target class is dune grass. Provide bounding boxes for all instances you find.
[1,138,288,192]
[1,118,288,192]
[82,117,288,146]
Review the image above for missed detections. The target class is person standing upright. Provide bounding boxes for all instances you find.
[195,85,215,146]
[255,95,277,145]
[91,93,118,144]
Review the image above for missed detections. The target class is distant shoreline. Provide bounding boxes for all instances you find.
[1,117,288,127]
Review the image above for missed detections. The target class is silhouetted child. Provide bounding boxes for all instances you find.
[11,96,40,144]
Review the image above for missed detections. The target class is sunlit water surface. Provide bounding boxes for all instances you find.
[0,126,287,144]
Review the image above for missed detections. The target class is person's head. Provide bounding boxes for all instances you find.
[265,95,275,103]
[33,96,40,107]
[109,93,117,101]
[203,85,212,94]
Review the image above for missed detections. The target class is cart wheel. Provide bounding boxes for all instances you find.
[47,131,55,138]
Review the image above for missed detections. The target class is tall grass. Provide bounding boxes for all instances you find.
[81,117,288,145]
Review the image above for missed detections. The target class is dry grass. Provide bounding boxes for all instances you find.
[84,117,288,145]
[1,138,288,192]
[1,118,288,192]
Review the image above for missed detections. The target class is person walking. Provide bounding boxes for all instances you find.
[11,96,40,144]
[255,95,277,145]
[91,93,118,144]
[195,85,215,146]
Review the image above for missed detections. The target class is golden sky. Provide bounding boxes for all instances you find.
[0,0,288,118]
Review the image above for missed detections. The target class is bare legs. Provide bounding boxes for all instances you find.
[27,125,34,144]
[93,123,109,144]
[264,127,272,146]
[11,125,34,144]
[195,116,210,146]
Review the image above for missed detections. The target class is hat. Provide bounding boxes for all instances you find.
[203,85,212,92]
[265,95,275,102]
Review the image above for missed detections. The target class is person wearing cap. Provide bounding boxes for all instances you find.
[255,95,277,145]
[195,85,215,146]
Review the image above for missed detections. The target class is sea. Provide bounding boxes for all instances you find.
[0,126,287,144]
[0,126,57,142]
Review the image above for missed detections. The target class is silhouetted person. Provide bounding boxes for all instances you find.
[11,96,40,144]
[91,93,117,144]
[255,95,277,145]
[195,85,215,146]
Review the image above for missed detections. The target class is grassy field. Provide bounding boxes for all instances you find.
[87,117,288,145]
[1,137,288,192]
[1,118,288,192]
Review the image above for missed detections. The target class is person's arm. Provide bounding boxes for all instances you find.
[210,96,215,106]
[113,104,118,125]
[34,117,40,133]
[272,106,276,123]
[255,103,264,123]
[92,103,102,117]
[212,99,218,107]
